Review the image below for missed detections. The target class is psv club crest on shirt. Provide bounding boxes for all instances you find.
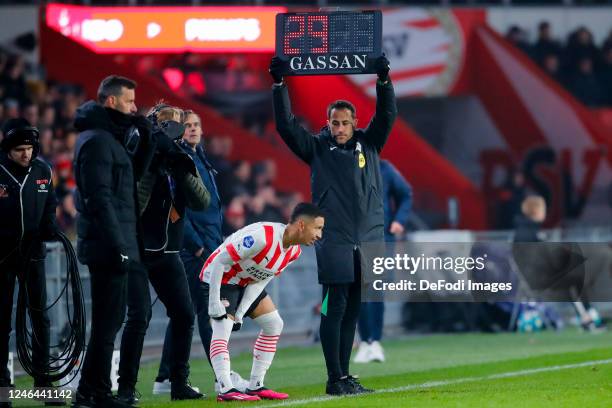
[37,179,49,192]
[0,184,8,198]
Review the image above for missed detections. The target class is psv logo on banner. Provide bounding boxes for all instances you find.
[349,8,463,97]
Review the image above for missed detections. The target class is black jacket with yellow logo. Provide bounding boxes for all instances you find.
[272,80,397,284]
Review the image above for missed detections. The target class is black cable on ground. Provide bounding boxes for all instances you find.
[15,232,86,385]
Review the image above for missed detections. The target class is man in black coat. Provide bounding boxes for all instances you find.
[269,56,397,395]
[0,118,63,407]
[72,75,155,408]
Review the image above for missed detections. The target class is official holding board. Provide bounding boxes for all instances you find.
[270,10,397,396]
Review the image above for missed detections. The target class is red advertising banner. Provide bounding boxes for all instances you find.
[45,4,286,53]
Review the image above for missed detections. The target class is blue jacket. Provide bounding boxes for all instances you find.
[178,140,223,260]
[381,160,412,241]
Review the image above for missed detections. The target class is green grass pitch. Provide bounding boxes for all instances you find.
[12,330,612,407]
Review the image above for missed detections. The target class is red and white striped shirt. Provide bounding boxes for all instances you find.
[200,222,302,287]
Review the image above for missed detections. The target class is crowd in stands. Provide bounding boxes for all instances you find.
[0,49,300,239]
[506,22,612,106]
[199,136,304,236]
[155,53,276,138]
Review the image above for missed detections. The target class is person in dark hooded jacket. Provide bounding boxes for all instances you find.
[269,56,397,395]
[71,75,155,408]
[0,118,64,407]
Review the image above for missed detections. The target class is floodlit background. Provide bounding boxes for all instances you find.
[1,1,611,406]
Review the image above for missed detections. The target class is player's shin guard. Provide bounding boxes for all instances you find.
[249,310,283,390]
[210,318,234,393]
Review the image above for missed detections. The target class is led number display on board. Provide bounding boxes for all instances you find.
[275,11,383,75]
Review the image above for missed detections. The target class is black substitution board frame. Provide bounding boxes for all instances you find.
[275,10,383,76]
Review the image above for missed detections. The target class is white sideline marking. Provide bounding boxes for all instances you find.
[260,358,612,407]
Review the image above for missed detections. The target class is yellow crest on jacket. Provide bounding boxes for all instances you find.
[358,152,366,168]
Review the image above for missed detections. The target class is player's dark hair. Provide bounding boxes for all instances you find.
[327,100,356,119]
[290,202,325,223]
[97,75,137,104]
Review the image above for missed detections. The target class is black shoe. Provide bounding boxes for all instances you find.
[325,378,353,396]
[170,381,204,400]
[344,375,374,394]
[71,389,94,408]
[116,388,140,406]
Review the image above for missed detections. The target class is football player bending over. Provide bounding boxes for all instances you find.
[202,203,325,401]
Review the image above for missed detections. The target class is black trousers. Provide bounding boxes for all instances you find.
[79,262,128,398]
[157,254,212,380]
[319,250,362,382]
[0,254,50,386]
[118,252,195,390]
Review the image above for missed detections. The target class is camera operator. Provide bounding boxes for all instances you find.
[153,109,250,395]
[116,104,209,404]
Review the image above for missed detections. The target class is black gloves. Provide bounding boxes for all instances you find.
[116,254,148,276]
[232,322,242,332]
[116,252,131,275]
[375,55,391,83]
[269,57,284,84]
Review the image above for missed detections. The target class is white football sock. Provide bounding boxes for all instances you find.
[210,318,234,393]
[249,310,283,390]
